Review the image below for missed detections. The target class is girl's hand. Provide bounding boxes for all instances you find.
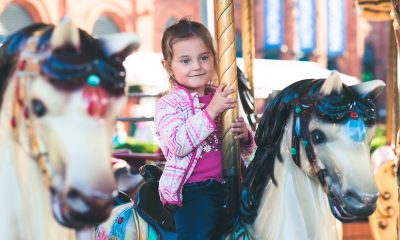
[206,83,237,119]
[231,117,249,144]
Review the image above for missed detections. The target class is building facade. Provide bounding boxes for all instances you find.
[0,0,391,115]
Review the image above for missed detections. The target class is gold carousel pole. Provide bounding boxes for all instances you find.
[391,1,400,152]
[392,3,400,239]
[387,26,399,149]
[214,0,241,221]
[241,0,256,130]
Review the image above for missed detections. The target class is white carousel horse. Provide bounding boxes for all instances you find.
[95,72,384,240]
[0,19,139,239]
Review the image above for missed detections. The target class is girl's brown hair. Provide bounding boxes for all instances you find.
[161,18,217,70]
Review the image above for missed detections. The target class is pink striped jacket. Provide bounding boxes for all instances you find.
[154,84,256,206]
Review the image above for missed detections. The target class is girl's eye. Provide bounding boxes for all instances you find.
[200,55,209,61]
[180,59,190,64]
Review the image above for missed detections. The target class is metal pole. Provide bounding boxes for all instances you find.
[241,0,256,130]
[390,1,400,150]
[386,27,397,146]
[389,2,400,239]
[214,0,241,223]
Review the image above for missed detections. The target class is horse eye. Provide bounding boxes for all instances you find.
[311,129,327,144]
[31,99,47,117]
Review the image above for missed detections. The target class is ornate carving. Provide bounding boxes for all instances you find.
[369,160,399,240]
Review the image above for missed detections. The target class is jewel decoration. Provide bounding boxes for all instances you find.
[82,85,109,118]
[18,59,27,71]
[118,217,123,224]
[87,74,101,87]
[24,108,30,119]
[291,147,297,155]
[10,117,17,128]
[350,111,358,120]
[295,105,302,114]
[303,140,309,147]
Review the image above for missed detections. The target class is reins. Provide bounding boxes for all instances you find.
[10,29,54,187]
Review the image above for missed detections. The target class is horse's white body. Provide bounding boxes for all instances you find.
[0,20,139,239]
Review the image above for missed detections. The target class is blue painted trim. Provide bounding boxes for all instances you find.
[109,203,134,239]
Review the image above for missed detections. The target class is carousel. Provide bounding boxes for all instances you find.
[0,1,399,240]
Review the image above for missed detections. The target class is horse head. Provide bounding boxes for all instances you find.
[0,18,139,230]
[242,72,384,225]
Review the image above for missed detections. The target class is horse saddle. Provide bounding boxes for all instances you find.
[135,164,176,232]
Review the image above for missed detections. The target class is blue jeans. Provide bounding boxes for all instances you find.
[174,180,226,240]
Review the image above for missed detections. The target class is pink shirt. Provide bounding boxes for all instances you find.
[187,93,223,183]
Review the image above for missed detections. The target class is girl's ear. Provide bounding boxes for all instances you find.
[161,59,171,74]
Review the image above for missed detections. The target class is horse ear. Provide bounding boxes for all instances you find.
[350,80,386,99]
[50,17,80,49]
[320,71,343,95]
[97,32,140,62]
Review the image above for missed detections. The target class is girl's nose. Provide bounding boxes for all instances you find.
[192,60,201,70]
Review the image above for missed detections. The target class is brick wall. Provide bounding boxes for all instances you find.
[343,221,373,240]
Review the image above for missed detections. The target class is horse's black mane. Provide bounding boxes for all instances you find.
[0,23,126,107]
[240,78,377,223]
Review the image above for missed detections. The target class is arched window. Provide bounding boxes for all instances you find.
[0,3,33,42]
[92,16,120,37]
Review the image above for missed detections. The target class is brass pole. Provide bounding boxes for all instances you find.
[214,0,241,222]
[387,27,397,146]
[391,2,400,151]
[390,1,400,239]
[241,0,256,130]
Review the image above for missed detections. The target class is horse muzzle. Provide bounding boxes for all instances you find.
[342,189,378,216]
[328,188,378,222]
[51,187,117,228]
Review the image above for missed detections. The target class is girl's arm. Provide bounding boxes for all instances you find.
[155,97,216,157]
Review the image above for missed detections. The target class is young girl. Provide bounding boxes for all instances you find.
[155,18,256,239]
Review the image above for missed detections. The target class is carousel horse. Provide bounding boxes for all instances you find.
[95,72,384,240]
[0,19,139,239]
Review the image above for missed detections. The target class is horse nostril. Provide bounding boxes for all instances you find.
[67,188,80,199]
[344,189,379,205]
[65,187,115,223]
[344,189,363,204]
[66,188,89,212]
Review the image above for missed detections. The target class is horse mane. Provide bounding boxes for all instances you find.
[0,23,126,107]
[240,78,377,223]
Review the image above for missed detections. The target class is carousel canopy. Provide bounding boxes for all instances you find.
[123,52,361,98]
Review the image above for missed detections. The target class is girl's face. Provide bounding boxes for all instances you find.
[163,37,214,96]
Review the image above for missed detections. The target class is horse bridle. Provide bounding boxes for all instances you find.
[10,29,54,187]
[291,104,328,188]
